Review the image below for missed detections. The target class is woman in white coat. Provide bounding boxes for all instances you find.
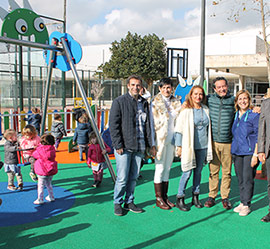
[175,85,212,211]
[151,78,182,210]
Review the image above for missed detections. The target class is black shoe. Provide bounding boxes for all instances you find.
[123,202,143,213]
[204,197,215,208]
[18,184,23,191]
[261,212,270,222]
[192,193,203,208]
[137,174,143,180]
[176,197,190,211]
[222,198,232,210]
[114,204,123,216]
[96,181,101,187]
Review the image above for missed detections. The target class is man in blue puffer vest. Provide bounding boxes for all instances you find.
[204,77,235,210]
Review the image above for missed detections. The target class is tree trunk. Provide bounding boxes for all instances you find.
[146,79,153,90]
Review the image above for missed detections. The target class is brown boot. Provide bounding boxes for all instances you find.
[154,183,170,210]
[163,181,175,208]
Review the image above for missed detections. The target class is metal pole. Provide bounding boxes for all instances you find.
[200,0,206,86]
[61,37,116,182]
[62,1,67,109]
[88,70,91,97]
[61,72,66,108]
[14,46,18,109]
[40,67,43,108]
[19,45,23,111]
[28,37,31,110]
[41,42,57,135]
[0,36,63,52]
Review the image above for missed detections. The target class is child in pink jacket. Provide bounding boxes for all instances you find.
[32,134,58,205]
[20,125,40,181]
[87,131,111,187]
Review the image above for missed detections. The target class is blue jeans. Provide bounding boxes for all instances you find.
[78,144,88,161]
[55,137,62,149]
[177,149,207,197]
[114,149,144,204]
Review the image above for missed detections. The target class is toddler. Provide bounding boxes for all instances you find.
[20,125,40,181]
[3,129,23,191]
[87,131,111,187]
[32,134,58,204]
[73,114,93,161]
[51,114,67,150]
[24,107,42,136]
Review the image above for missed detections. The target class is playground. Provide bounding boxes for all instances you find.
[1,1,270,248]
[0,139,270,249]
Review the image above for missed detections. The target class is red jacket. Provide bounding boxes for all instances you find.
[32,144,58,176]
[87,142,111,164]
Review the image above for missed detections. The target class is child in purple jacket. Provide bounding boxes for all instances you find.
[32,134,58,205]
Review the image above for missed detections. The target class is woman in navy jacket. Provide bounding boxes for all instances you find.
[231,90,260,216]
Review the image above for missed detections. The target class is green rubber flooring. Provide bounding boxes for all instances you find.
[0,144,270,249]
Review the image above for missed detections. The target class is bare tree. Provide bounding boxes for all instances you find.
[212,0,270,85]
[91,81,105,105]
[259,0,270,85]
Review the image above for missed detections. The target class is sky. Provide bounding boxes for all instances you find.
[0,0,267,46]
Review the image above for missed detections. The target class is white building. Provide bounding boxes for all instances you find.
[77,28,269,98]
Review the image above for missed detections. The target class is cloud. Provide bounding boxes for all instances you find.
[183,8,201,36]
[66,0,263,46]
[161,9,173,20]
[69,7,199,45]
[0,0,265,46]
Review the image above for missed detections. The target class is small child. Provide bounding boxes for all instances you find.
[24,107,42,136]
[20,125,40,181]
[51,114,67,150]
[32,134,58,205]
[3,129,23,191]
[87,131,111,187]
[73,114,93,161]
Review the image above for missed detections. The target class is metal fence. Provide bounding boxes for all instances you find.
[0,107,110,137]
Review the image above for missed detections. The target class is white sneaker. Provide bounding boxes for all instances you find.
[233,203,244,213]
[34,199,44,205]
[239,206,251,216]
[45,196,55,202]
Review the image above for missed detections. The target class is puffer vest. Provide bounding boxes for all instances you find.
[207,92,235,143]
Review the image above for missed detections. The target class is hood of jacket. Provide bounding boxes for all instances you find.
[35,144,56,161]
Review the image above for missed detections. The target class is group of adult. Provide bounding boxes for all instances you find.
[109,74,270,222]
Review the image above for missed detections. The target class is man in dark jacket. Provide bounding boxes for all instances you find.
[204,77,235,210]
[258,96,270,222]
[109,75,154,216]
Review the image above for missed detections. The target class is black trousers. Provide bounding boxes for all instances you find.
[265,156,270,211]
[234,155,258,207]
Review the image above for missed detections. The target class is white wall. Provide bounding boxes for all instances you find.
[77,28,262,76]
[78,44,111,71]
